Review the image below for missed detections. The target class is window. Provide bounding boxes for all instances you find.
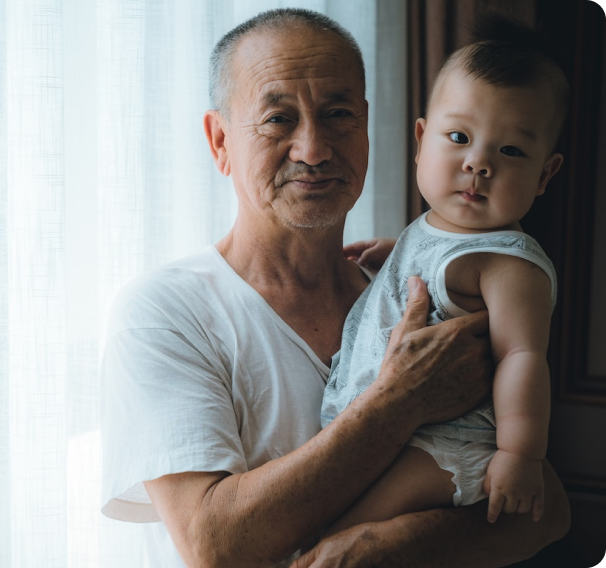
[0,2,408,566]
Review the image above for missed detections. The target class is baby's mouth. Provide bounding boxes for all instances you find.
[459,190,486,202]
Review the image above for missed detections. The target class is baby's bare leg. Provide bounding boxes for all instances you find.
[324,445,456,536]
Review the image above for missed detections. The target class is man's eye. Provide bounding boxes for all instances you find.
[449,132,469,144]
[328,109,353,118]
[500,146,525,157]
[266,115,289,124]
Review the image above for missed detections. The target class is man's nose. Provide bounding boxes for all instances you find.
[463,151,492,177]
[288,118,333,166]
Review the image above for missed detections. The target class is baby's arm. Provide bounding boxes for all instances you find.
[344,238,397,272]
[477,254,553,524]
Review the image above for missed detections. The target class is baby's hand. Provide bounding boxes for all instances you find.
[343,238,397,272]
[483,449,544,523]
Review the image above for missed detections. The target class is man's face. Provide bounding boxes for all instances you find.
[216,26,369,233]
[415,69,562,233]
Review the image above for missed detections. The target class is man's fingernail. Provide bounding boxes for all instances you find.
[407,277,418,291]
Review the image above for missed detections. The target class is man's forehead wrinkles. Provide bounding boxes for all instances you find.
[260,88,355,105]
[245,66,357,108]
[264,37,341,58]
[248,51,343,82]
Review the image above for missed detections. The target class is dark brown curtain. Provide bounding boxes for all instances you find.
[404,2,606,566]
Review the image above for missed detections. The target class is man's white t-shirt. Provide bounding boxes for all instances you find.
[101,246,331,567]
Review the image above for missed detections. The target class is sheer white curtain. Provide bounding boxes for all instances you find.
[0,0,407,566]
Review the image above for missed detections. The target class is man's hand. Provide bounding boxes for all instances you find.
[375,276,493,427]
[484,449,545,523]
[290,524,384,568]
[344,238,397,272]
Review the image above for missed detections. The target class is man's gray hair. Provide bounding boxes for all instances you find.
[209,8,365,116]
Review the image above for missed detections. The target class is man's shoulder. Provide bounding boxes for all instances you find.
[106,247,229,336]
[119,247,217,298]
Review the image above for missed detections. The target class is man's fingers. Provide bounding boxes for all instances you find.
[438,309,489,338]
[394,278,489,347]
[343,240,375,259]
[395,277,430,334]
[396,279,489,339]
[357,249,373,267]
[290,550,315,568]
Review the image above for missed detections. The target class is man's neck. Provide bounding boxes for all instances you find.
[215,220,369,364]
[216,218,352,289]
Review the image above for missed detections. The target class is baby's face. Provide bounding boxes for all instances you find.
[415,68,563,233]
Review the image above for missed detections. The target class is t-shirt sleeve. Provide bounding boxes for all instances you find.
[100,283,246,523]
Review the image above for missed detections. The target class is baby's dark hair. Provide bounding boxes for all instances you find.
[429,15,570,147]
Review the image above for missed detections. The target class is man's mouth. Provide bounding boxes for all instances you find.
[288,178,337,191]
[276,164,348,190]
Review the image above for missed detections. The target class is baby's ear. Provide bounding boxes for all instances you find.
[414,118,427,164]
[537,153,564,195]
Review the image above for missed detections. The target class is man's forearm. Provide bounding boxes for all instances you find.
[147,383,425,568]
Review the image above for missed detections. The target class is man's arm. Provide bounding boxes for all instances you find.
[292,460,570,568]
[145,278,492,568]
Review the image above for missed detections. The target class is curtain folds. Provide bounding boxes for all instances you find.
[6,2,68,567]
[0,1,408,566]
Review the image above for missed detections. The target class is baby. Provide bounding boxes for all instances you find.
[321,19,569,532]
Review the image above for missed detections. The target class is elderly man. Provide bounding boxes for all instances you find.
[101,8,570,568]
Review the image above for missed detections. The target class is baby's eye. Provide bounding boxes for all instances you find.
[500,146,525,157]
[449,132,469,144]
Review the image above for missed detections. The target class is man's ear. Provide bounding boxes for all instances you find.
[536,153,564,195]
[204,110,230,176]
[414,118,427,165]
